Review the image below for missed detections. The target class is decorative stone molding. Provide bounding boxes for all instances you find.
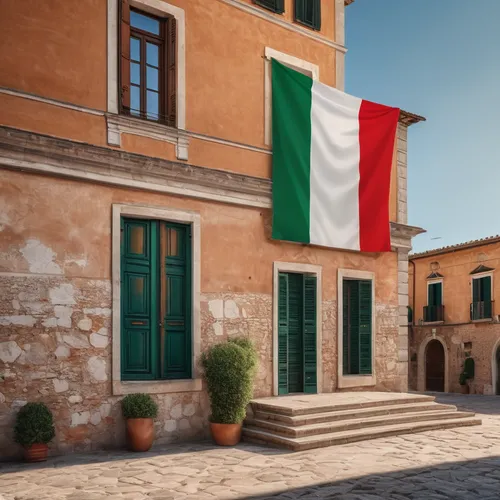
[106,114,190,160]
[397,248,410,392]
[0,126,424,249]
[337,268,376,389]
[111,203,202,396]
[335,0,346,90]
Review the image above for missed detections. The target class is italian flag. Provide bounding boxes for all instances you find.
[272,59,400,252]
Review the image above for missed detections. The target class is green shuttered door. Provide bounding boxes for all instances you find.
[343,279,372,375]
[121,218,191,381]
[277,272,317,395]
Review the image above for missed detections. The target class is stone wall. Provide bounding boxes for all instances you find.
[409,324,500,395]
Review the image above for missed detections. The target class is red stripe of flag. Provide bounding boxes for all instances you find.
[358,101,400,252]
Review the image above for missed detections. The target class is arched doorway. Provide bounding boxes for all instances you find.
[425,339,445,392]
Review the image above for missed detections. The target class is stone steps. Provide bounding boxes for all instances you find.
[253,402,457,426]
[246,410,476,438]
[243,393,481,451]
[243,417,482,452]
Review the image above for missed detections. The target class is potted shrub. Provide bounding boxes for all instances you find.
[201,337,258,446]
[121,393,158,452]
[14,402,55,462]
[459,371,469,394]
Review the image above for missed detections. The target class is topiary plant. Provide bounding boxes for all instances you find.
[201,337,258,424]
[121,393,158,419]
[14,402,55,447]
[464,357,475,379]
[459,371,468,386]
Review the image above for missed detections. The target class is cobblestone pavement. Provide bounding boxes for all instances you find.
[2,394,500,500]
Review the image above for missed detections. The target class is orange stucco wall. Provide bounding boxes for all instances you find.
[410,242,500,325]
[0,0,399,217]
[1,169,398,302]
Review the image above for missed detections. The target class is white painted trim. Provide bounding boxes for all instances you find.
[272,261,323,397]
[418,335,449,393]
[219,0,347,53]
[0,87,104,116]
[107,0,186,129]
[264,48,320,146]
[337,268,376,389]
[491,337,500,396]
[111,203,201,396]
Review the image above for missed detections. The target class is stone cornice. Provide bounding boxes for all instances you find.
[0,126,424,249]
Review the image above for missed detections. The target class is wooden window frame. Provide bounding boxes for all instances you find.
[253,0,285,14]
[119,0,177,127]
[294,0,321,31]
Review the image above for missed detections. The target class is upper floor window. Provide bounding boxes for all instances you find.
[120,1,177,126]
[295,0,321,31]
[253,0,285,14]
[471,275,492,320]
[425,281,443,322]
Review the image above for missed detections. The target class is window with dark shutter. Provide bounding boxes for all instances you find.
[295,0,321,30]
[121,218,191,381]
[119,0,177,126]
[343,279,372,375]
[253,0,285,14]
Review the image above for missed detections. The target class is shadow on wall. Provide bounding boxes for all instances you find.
[244,455,500,499]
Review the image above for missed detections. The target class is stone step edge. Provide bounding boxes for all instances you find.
[245,410,476,438]
[252,402,458,426]
[243,417,482,451]
[250,395,436,416]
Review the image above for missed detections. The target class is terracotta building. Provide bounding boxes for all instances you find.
[0,0,424,457]
[409,236,500,395]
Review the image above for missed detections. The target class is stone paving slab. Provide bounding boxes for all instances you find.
[1,394,500,499]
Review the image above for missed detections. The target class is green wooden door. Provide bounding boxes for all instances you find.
[277,272,317,395]
[121,218,159,380]
[162,223,191,379]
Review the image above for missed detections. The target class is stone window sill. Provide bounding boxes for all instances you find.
[423,321,444,326]
[471,318,492,324]
[106,113,189,160]
[112,378,203,396]
[337,374,376,389]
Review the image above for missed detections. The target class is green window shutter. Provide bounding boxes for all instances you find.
[253,0,284,14]
[294,0,321,30]
[343,280,360,375]
[303,275,317,393]
[163,223,192,379]
[287,273,303,393]
[277,272,289,394]
[481,276,492,318]
[428,283,442,306]
[358,280,373,375]
[473,278,481,303]
[121,218,159,380]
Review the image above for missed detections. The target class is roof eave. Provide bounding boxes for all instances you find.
[399,109,426,127]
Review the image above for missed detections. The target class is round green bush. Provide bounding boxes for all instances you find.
[14,402,55,447]
[201,337,258,424]
[121,393,158,419]
[464,357,475,379]
[459,371,468,386]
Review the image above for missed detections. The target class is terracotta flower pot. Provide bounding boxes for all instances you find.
[126,418,154,452]
[210,422,242,446]
[460,384,469,394]
[24,443,48,462]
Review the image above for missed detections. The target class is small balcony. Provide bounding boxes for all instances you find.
[470,301,493,321]
[423,305,445,323]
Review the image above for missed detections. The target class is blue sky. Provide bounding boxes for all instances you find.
[346,0,500,253]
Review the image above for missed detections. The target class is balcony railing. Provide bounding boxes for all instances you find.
[470,301,493,321]
[423,305,445,323]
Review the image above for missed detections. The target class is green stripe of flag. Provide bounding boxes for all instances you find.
[271,59,313,244]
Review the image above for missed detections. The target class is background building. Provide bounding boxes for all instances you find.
[409,236,500,395]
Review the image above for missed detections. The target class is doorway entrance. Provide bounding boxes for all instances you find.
[277,271,317,395]
[425,339,445,392]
